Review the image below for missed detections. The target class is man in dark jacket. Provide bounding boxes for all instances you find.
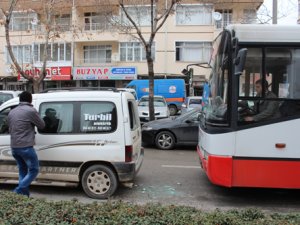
[7,91,45,197]
[244,79,280,122]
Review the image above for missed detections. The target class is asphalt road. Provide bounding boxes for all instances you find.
[2,147,300,213]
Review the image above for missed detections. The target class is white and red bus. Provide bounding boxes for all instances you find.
[198,24,300,188]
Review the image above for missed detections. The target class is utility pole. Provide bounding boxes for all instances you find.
[272,0,277,24]
[298,0,300,24]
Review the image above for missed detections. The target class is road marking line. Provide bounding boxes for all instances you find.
[161,165,201,169]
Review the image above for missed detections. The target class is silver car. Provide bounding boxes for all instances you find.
[138,95,170,123]
[181,96,202,114]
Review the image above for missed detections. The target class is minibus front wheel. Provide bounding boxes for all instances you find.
[81,164,118,199]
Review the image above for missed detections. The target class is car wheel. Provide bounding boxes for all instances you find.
[81,164,118,199]
[169,105,177,116]
[155,131,175,150]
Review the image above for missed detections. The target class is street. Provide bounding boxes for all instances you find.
[2,147,300,213]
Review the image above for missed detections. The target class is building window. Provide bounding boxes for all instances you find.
[9,12,38,31]
[33,43,71,62]
[83,45,112,63]
[176,4,213,25]
[120,42,155,62]
[84,12,106,30]
[176,42,212,62]
[6,45,32,64]
[243,9,257,24]
[121,5,154,26]
[215,10,232,29]
[55,14,71,32]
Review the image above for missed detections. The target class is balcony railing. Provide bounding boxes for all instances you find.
[77,58,113,65]
[214,19,259,29]
[84,23,112,31]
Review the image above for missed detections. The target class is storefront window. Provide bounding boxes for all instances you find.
[100,80,115,87]
[61,81,76,88]
[44,81,58,89]
[81,80,99,87]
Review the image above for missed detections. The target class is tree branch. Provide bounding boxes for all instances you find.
[119,0,147,47]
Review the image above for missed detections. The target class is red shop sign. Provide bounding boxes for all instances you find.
[18,66,72,81]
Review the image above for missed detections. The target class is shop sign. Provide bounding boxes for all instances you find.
[73,67,110,80]
[18,67,72,81]
[73,66,137,80]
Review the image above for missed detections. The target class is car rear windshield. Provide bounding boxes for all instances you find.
[139,97,166,107]
[189,99,202,105]
[0,93,13,105]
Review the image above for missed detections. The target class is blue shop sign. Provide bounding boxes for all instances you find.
[111,67,136,75]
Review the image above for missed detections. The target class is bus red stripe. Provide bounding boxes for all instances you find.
[199,149,300,188]
[232,159,300,188]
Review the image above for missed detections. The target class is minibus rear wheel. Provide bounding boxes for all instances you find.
[81,164,118,199]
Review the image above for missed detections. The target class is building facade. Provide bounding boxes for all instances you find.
[0,0,263,93]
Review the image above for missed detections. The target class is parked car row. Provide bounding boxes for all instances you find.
[1,88,202,151]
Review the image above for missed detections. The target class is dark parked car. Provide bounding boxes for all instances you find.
[142,109,201,150]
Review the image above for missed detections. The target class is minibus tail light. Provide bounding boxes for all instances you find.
[125,145,133,162]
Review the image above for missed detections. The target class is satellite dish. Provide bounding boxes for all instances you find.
[5,67,12,73]
[213,12,222,21]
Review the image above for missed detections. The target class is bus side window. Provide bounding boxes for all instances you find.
[280,100,300,117]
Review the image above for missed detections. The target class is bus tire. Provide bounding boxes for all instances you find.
[81,164,118,199]
[169,105,177,116]
[155,131,175,150]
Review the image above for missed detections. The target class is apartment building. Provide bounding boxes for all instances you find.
[0,0,263,92]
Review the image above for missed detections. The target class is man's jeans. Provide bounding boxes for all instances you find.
[12,147,39,197]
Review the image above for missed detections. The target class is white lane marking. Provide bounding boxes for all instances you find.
[161,165,201,169]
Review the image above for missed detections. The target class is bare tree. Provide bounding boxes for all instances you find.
[98,0,181,121]
[1,0,68,93]
[257,0,297,24]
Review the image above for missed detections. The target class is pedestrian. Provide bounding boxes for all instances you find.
[7,91,45,197]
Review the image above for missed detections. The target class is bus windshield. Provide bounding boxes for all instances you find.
[204,31,230,126]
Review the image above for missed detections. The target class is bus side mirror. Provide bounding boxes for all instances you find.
[234,48,247,76]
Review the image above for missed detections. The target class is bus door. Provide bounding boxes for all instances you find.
[233,46,300,187]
